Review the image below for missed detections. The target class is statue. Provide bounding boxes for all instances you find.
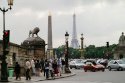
[119,32,125,46]
[29,27,40,37]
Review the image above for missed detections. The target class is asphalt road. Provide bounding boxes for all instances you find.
[36,69,125,83]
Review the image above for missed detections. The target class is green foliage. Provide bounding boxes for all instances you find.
[56,45,81,59]
[84,44,117,59]
[68,47,81,59]
[55,45,65,58]
[56,44,117,59]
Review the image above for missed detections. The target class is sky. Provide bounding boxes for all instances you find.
[0,0,125,48]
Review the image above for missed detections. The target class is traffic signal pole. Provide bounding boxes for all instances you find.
[1,9,8,82]
[0,0,13,82]
[106,42,109,59]
[0,8,11,82]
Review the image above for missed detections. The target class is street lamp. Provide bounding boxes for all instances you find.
[81,33,84,49]
[0,0,13,82]
[80,33,84,58]
[65,32,71,73]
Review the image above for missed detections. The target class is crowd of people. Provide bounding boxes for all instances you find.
[14,58,66,80]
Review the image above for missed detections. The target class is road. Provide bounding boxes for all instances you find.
[36,69,125,83]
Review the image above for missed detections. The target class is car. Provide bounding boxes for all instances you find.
[107,60,125,71]
[83,60,105,72]
[69,60,84,69]
[97,59,108,68]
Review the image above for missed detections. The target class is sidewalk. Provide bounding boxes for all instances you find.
[8,73,76,83]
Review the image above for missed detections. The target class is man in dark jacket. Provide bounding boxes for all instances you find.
[14,62,21,80]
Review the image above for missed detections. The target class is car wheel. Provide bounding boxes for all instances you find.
[108,66,111,71]
[118,67,123,71]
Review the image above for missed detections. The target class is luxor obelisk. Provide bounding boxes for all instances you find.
[47,13,53,59]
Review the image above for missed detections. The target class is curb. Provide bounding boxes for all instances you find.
[55,73,76,79]
[35,73,76,82]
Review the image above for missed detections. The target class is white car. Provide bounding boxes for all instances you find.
[69,60,85,69]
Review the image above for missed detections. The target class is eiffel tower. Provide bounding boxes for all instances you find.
[70,13,79,49]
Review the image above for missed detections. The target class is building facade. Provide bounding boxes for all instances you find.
[0,27,46,67]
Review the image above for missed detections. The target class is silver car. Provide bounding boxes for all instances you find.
[69,60,84,69]
[107,60,125,71]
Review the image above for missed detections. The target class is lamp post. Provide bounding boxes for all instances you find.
[65,32,71,73]
[80,33,84,58]
[0,0,13,82]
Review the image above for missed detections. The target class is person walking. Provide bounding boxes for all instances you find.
[14,62,21,80]
[35,60,41,76]
[52,59,59,76]
[31,59,36,75]
[25,59,31,80]
[40,58,45,73]
[57,58,62,76]
[61,59,65,73]
[40,58,45,77]
[49,59,54,79]
[44,59,49,79]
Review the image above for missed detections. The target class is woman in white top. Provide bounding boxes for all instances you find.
[31,59,36,75]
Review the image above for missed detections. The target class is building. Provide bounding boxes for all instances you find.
[0,40,28,67]
[0,27,45,67]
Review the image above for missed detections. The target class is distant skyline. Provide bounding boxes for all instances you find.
[0,0,125,48]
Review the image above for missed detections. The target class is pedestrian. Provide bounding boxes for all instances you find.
[25,59,31,80]
[49,59,54,79]
[35,60,41,76]
[31,59,36,75]
[40,58,45,73]
[14,62,21,80]
[44,59,49,79]
[61,59,65,73]
[52,59,59,76]
[57,58,62,76]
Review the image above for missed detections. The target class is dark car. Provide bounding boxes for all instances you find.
[97,59,108,68]
[83,60,105,72]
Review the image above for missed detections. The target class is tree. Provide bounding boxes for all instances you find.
[56,46,81,59]
[56,44,117,59]
[84,44,117,59]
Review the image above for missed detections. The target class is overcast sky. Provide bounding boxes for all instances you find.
[0,0,125,48]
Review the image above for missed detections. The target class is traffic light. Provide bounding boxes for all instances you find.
[3,30,10,50]
[106,42,109,48]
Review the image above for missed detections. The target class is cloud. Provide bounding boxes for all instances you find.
[36,11,47,19]
[14,8,48,20]
[56,6,85,16]
[1,0,125,48]
[14,8,33,16]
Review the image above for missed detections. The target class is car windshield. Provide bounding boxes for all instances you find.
[75,61,83,64]
[85,61,97,65]
[117,60,125,64]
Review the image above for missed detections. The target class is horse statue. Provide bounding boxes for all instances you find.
[29,27,40,37]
